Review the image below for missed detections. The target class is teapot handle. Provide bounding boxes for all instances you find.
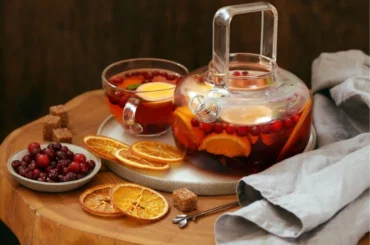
[212,2,278,87]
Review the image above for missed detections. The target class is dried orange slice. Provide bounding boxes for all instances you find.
[277,100,312,161]
[114,148,169,171]
[130,141,184,163]
[110,183,169,221]
[79,184,124,217]
[83,135,129,160]
[172,106,205,150]
[199,132,251,157]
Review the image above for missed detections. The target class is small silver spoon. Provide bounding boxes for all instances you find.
[172,201,239,228]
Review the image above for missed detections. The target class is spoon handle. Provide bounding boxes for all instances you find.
[192,201,239,220]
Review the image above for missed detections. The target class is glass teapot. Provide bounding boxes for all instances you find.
[171,2,312,174]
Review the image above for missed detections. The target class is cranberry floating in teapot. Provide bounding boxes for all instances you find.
[171,2,312,174]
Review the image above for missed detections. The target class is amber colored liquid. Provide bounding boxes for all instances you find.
[105,69,179,135]
[171,104,312,176]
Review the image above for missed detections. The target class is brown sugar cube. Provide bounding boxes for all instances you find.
[172,188,197,212]
[43,115,61,141]
[52,128,73,143]
[49,104,69,128]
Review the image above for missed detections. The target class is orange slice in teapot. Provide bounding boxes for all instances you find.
[199,132,251,158]
[277,99,312,161]
[172,106,205,150]
[220,105,273,126]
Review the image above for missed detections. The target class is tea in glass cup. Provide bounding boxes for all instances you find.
[102,58,188,136]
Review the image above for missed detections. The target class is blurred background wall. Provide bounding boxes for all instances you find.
[0,0,369,142]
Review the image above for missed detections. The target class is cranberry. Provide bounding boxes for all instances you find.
[19,168,28,177]
[118,96,128,108]
[250,126,261,136]
[28,142,41,153]
[68,162,80,173]
[47,143,54,149]
[242,71,249,76]
[33,169,41,178]
[60,146,69,152]
[62,167,69,175]
[36,154,50,168]
[65,172,77,181]
[261,124,272,134]
[199,123,213,134]
[283,118,294,128]
[144,73,154,80]
[159,72,167,77]
[28,162,37,171]
[48,169,59,181]
[46,177,54,183]
[110,77,123,84]
[125,72,132,77]
[236,126,249,136]
[152,71,159,76]
[11,160,21,169]
[44,148,56,160]
[293,114,300,123]
[56,151,67,160]
[37,177,46,182]
[132,71,140,76]
[50,161,58,168]
[45,166,54,174]
[39,172,47,178]
[272,121,283,132]
[225,125,236,134]
[26,171,34,179]
[73,154,86,163]
[213,124,224,134]
[30,148,41,156]
[108,95,120,105]
[76,173,85,179]
[66,150,74,160]
[20,161,28,167]
[232,71,240,76]
[53,143,62,150]
[191,119,199,127]
[167,74,176,80]
[86,160,96,170]
[80,163,88,174]
[22,155,32,163]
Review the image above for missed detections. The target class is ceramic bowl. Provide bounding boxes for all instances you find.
[7,143,101,192]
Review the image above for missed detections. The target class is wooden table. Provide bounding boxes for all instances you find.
[0,90,368,245]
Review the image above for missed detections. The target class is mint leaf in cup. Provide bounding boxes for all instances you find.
[125,83,141,90]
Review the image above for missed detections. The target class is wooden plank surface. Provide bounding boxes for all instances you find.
[0,90,368,245]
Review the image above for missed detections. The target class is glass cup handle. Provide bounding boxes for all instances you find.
[123,98,143,134]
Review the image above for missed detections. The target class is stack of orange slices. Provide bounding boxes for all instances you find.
[82,135,184,171]
[79,183,169,221]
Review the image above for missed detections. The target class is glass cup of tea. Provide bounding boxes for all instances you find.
[102,58,189,137]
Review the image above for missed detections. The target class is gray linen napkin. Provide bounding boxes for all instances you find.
[215,50,370,245]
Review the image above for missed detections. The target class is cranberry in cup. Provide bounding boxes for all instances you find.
[102,58,188,137]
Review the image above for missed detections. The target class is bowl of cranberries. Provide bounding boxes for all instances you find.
[7,142,101,192]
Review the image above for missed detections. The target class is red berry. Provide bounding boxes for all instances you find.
[63,167,69,175]
[261,124,272,134]
[33,169,41,178]
[118,96,128,108]
[167,74,176,80]
[236,126,249,136]
[28,142,41,153]
[11,160,21,169]
[44,148,56,160]
[80,163,88,174]
[144,73,154,80]
[22,155,32,163]
[60,145,69,152]
[242,71,249,75]
[250,126,261,136]
[114,91,123,98]
[86,160,96,170]
[73,153,87,163]
[200,123,213,134]
[110,77,123,84]
[125,72,132,77]
[132,71,140,76]
[213,124,224,134]
[272,121,283,132]
[108,95,119,105]
[225,125,236,134]
[159,72,168,77]
[191,118,199,127]
[284,118,294,128]
[36,154,50,168]
[152,71,159,76]
[68,162,80,173]
[232,71,240,76]
[293,114,300,123]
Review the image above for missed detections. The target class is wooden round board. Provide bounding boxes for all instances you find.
[97,115,317,195]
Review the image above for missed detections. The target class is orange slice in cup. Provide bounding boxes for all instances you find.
[130,141,184,163]
[110,183,169,221]
[83,135,129,161]
[199,132,251,158]
[114,148,170,171]
[277,99,312,161]
[79,184,124,217]
[172,106,205,150]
